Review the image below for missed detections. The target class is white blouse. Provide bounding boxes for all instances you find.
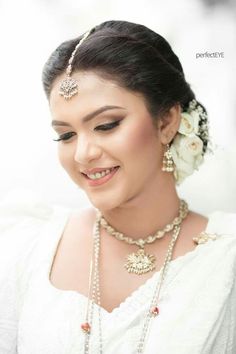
[0,191,236,354]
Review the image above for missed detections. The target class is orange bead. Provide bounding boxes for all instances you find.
[81,322,91,333]
[150,306,159,316]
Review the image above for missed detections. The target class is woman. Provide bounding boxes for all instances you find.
[0,20,236,354]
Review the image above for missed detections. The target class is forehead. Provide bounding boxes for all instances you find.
[49,71,147,120]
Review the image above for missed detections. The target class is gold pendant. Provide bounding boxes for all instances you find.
[124,248,156,275]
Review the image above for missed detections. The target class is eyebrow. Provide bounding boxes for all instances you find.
[51,105,126,127]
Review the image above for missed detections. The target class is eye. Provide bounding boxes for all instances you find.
[52,120,121,142]
[53,132,76,142]
[94,120,121,131]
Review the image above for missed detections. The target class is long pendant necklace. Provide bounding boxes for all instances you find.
[136,224,181,353]
[100,199,188,275]
[82,210,103,353]
[81,200,189,353]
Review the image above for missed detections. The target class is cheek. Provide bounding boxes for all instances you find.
[57,145,74,170]
[116,120,157,156]
[132,127,153,150]
[114,118,163,177]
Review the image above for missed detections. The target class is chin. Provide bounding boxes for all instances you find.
[86,192,126,212]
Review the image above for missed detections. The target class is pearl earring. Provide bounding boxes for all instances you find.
[162,143,175,172]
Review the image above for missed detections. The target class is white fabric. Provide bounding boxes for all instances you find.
[0,192,236,354]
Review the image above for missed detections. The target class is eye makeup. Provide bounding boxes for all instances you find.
[53,120,121,142]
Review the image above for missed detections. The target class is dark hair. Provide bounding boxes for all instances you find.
[42,20,208,151]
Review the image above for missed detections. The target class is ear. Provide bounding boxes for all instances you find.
[157,104,181,145]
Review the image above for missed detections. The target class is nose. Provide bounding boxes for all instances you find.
[74,133,102,165]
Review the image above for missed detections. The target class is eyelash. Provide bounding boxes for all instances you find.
[53,120,121,142]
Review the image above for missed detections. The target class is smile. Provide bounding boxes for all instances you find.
[82,166,120,186]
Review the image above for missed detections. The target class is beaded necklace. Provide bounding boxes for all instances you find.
[81,201,189,353]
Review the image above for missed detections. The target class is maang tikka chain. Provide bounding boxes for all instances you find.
[59,29,92,100]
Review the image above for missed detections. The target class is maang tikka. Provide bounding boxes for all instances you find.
[59,29,92,100]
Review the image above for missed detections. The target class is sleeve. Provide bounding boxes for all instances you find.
[0,188,54,353]
[216,211,236,352]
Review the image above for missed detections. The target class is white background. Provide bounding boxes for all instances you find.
[0,0,235,213]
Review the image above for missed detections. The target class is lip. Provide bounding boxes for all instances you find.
[82,166,120,187]
[81,166,119,175]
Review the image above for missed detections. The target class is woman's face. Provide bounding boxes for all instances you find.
[49,71,166,211]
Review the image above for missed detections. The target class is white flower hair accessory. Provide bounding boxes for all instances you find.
[170,99,213,185]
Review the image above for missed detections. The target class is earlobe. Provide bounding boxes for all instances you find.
[159,104,181,144]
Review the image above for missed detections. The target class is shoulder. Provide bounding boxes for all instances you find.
[187,209,236,242]
[177,210,236,301]
[63,206,97,242]
[0,188,60,267]
[207,210,236,237]
[202,210,236,275]
[0,188,54,232]
[69,206,97,224]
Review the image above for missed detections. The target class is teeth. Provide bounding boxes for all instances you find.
[87,167,116,180]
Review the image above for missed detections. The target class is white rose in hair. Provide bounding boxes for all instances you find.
[178,111,200,136]
[194,153,204,169]
[174,169,188,185]
[184,135,204,157]
[170,134,204,184]
[170,139,195,174]
[167,99,210,185]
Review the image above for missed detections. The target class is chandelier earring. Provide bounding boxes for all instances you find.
[162,143,175,172]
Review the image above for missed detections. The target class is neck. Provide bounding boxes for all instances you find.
[100,174,181,240]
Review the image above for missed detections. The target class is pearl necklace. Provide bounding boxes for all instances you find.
[81,201,189,353]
